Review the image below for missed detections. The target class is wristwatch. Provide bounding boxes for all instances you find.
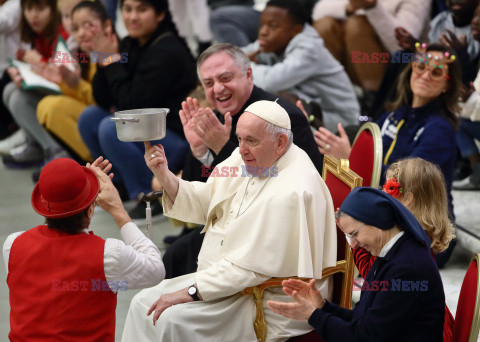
[188,285,200,301]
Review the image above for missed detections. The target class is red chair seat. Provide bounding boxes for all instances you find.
[452,254,479,342]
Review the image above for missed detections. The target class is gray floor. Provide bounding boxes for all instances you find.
[0,161,478,341]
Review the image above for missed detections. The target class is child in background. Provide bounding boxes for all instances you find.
[242,0,359,131]
[453,4,480,190]
[35,0,111,166]
[2,0,70,167]
[0,0,22,150]
[78,0,196,219]
[58,0,80,50]
[350,157,455,342]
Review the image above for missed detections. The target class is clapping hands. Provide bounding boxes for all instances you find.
[179,97,232,157]
[314,123,352,159]
[268,279,325,321]
[440,29,467,50]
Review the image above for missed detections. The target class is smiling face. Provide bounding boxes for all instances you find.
[121,0,164,45]
[337,214,386,256]
[23,1,52,33]
[199,52,254,115]
[258,6,302,54]
[71,8,109,52]
[410,51,450,107]
[236,112,286,169]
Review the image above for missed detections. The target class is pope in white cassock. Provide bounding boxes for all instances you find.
[121,100,337,342]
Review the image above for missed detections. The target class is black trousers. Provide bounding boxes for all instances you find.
[162,227,205,279]
[0,70,14,138]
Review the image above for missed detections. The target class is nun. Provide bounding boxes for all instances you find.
[268,187,445,341]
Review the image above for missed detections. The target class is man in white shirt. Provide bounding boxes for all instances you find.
[3,157,165,341]
[122,100,337,341]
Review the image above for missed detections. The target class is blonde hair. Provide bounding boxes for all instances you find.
[385,158,455,253]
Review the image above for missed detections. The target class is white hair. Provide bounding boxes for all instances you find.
[264,121,293,149]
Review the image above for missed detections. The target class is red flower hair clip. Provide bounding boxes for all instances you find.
[383,178,403,198]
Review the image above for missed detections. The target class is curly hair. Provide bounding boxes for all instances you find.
[385,158,455,253]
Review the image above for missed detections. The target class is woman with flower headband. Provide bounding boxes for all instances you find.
[315,42,459,265]
[354,157,456,341]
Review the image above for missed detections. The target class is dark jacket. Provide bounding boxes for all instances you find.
[309,234,445,342]
[376,101,456,217]
[92,28,197,137]
[182,86,324,182]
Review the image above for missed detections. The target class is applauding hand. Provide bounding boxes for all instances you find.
[268,279,325,321]
[179,97,209,158]
[193,107,232,155]
[314,123,352,159]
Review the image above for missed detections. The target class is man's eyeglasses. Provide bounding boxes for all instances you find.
[412,62,448,81]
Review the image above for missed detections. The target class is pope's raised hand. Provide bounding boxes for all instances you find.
[144,141,169,183]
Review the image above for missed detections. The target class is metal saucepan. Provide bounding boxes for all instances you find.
[111,108,169,142]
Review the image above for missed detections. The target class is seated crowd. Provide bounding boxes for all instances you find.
[1,0,479,340]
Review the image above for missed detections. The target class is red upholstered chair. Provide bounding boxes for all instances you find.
[452,253,480,342]
[349,122,382,188]
[242,155,363,342]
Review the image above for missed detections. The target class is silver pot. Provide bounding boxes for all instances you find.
[111,108,169,142]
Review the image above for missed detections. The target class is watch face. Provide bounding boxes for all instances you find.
[188,286,196,296]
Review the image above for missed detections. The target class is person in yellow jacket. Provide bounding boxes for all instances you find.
[37,0,115,162]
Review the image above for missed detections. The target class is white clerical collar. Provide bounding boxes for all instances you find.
[379,231,405,257]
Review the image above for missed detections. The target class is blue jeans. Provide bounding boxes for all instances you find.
[78,105,188,199]
[456,118,480,158]
[210,5,260,47]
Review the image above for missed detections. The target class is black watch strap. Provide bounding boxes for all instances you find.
[188,285,200,301]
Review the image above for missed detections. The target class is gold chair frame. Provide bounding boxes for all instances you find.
[242,155,362,342]
[468,253,480,342]
[352,122,383,189]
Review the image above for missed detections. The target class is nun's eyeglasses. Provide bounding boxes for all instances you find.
[345,223,366,239]
[335,212,366,241]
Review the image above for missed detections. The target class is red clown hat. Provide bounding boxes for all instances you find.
[31,158,99,219]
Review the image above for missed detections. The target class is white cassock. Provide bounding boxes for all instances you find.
[122,145,337,342]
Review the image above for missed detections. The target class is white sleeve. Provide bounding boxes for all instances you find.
[3,231,25,274]
[0,0,21,33]
[103,222,165,293]
[195,259,270,301]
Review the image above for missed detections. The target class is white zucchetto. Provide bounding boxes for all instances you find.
[244,100,291,130]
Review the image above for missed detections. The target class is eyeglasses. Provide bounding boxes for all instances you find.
[412,62,449,80]
[335,211,366,243]
[345,222,366,239]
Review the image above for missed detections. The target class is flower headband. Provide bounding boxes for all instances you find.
[382,178,403,198]
[415,42,456,69]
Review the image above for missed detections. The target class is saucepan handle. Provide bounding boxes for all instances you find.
[110,117,139,123]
